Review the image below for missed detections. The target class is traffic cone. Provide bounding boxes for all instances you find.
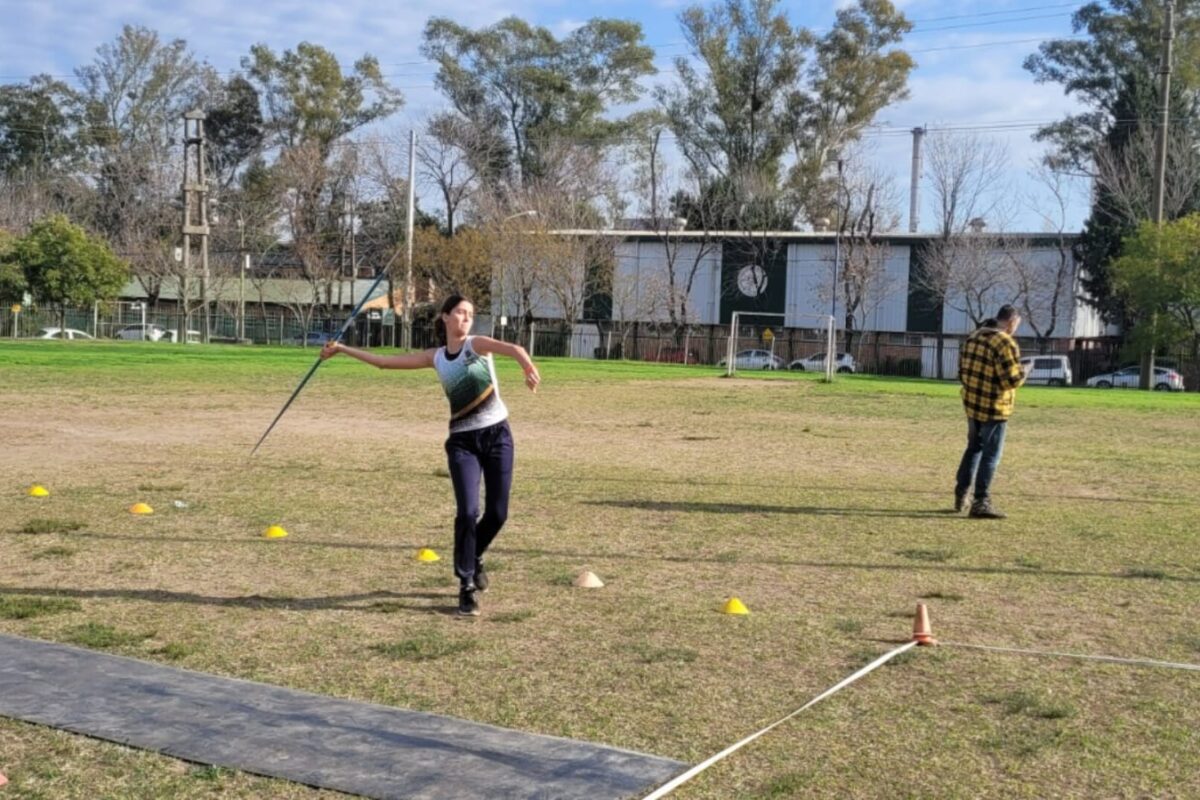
[262,525,288,539]
[912,603,936,645]
[27,484,49,497]
[573,570,604,588]
[416,548,440,562]
[129,502,154,515]
[722,597,750,615]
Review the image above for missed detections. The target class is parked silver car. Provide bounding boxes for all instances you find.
[1086,366,1185,391]
[717,349,783,370]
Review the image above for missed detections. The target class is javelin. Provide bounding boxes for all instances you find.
[250,253,400,457]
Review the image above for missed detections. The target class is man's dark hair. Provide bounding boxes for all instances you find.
[996,304,1018,322]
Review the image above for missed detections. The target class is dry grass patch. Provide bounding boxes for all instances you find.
[0,346,1197,798]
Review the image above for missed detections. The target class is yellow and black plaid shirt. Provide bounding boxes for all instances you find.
[959,326,1025,421]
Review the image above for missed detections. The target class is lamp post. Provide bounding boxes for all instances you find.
[829,159,845,381]
[497,209,538,340]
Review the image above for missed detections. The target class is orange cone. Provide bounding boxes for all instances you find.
[912,603,936,646]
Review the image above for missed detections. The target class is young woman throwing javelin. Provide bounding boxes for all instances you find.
[320,294,540,616]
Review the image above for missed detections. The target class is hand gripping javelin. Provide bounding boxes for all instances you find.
[250,258,399,457]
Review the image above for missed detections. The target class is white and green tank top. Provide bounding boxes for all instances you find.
[434,336,509,433]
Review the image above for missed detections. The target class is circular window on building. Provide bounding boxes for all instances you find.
[737,264,767,297]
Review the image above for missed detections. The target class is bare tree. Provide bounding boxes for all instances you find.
[418,114,495,235]
[818,156,903,354]
[1094,124,1200,227]
[631,126,723,340]
[926,129,1010,237]
[1009,163,1082,352]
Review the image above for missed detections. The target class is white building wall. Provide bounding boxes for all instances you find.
[941,246,1086,339]
[785,243,910,332]
[611,240,723,325]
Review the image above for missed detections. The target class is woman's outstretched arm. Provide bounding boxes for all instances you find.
[321,341,435,370]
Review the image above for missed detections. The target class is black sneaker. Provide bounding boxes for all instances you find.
[954,490,968,513]
[968,498,1007,519]
[457,585,480,616]
[474,562,489,593]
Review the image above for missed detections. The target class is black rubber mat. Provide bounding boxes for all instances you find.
[0,634,684,799]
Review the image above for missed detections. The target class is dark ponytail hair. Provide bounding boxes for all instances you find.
[434,294,471,345]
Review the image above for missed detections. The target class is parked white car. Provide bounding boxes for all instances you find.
[788,352,857,373]
[1020,355,1072,386]
[717,349,783,370]
[35,327,95,340]
[1086,366,1185,391]
[115,323,167,341]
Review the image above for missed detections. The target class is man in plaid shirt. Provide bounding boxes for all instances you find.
[955,304,1026,518]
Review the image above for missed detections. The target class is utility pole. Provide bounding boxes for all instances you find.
[180,110,211,344]
[237,214,247,342]
[1142,0,1174,389]
[908,126,924,233]
[403,129,417,350]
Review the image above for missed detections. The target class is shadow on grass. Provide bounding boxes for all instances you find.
[373,468,1192,507]
[584,499,953,519]
[5,530,1197,586]
[0,586,456,614]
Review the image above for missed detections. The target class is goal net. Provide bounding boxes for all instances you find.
[724,311,836,379]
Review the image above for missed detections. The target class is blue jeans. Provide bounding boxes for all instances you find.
[955,419,1007,501]
[445,420,514,588]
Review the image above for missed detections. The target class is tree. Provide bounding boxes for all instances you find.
[15,214,129,332]
[1112,214,1200,357]
[629,124,723,337]
[1011,163,1083,352]
[205,76,265,190]
[1026,3,1200,321]
[421,16,655,189]
[1024,0,1200,175]
[658,0,912,228]
[0,76,84,176]
[0,228,26,304]
[242,42,403,160]
[820,156,903,353]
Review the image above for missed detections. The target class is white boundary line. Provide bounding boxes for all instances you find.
[943,641,1200,672]
[639,641,917,800]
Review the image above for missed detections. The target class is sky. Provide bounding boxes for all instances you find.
[0,0,1091,232]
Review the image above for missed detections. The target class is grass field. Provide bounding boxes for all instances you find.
[1,340,1198,800]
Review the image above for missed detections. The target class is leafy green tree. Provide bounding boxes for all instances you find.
[16,215,129,332]
[659,0,912,229]
[205,76,265,189]
[0,228,26,304]
[1112,214,1200,356]
[1028,2,1200,322]
[1025,0,1200,174]
[0,76,84,176]
[243,42,403,159]
[422,16,655,187]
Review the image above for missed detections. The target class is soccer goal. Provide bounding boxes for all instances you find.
[725,311,836,380]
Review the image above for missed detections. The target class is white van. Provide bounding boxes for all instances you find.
[1020,355,1073,386]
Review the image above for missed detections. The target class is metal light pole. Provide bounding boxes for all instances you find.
[497,209,537,341]
[402,130,416,350]
[829,158,845,381]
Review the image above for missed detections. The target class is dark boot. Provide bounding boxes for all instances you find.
[968,497,1006,519]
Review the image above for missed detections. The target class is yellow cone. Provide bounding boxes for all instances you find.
[129,502,154,515]
[722,597,750,615]
[416,548,441,562]
[573,570,605,588]
[28,485,49,497]
[263,525,288,539]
